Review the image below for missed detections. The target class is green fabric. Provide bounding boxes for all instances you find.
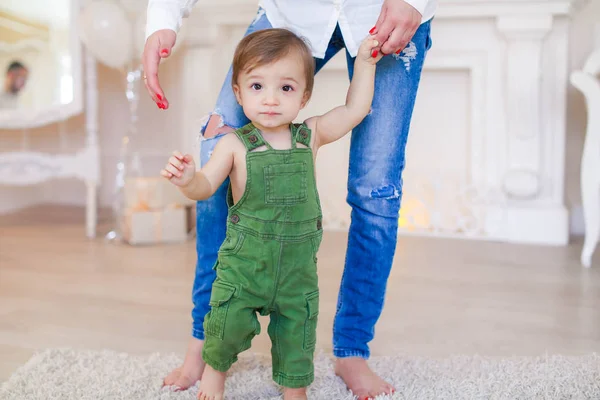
[202,123,323,388]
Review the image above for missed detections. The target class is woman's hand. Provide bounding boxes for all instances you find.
[142,29,176,109]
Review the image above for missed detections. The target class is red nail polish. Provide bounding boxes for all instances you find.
[156,103,162,109]
[161,49,169,55]
[371,50,378,58]
[369,26,376,34]
[156,94,162,101]
[396,49,401,54]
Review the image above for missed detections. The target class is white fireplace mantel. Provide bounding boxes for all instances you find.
[179,0,583,246]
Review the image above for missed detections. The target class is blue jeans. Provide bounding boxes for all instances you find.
[193,9,432,359]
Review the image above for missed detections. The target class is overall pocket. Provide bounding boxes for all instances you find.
[264,162,307,205]
[303,290,319,351]
[204,281,237,340]
[218,229,245,256]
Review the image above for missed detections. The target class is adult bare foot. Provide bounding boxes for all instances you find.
[283,387,308,400]
[197,365,226,400]
[335,357,394,400]
[163,337,206,390]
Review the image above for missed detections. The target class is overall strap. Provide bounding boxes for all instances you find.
[291,123,312,148]
[234,123,270,151]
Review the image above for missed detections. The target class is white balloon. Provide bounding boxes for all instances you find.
[118,0,147,16]
[78,0,133,69]
[133,13,146,61]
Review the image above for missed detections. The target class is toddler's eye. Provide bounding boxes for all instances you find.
[282,85,293,92]
[251,83,262,90]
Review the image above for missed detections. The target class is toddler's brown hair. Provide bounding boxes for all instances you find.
[232,28,315,99]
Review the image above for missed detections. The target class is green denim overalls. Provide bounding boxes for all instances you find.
[202,122,323,388]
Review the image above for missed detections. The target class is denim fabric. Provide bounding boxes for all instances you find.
[192,7,432,360]
[334,22,432,359]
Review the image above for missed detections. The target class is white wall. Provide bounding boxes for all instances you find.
[1,0,599,240]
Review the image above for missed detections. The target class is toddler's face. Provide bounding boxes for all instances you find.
[234,53,309,131]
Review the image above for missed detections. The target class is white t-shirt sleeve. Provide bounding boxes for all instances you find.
[145,0,199,40]
[403,0,427,16]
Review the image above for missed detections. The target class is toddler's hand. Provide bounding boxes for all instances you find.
[161,151,196,187]
[357,36,383,65]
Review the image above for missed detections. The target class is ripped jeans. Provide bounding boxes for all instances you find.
[193,10,433,359]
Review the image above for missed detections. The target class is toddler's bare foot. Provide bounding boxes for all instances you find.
[335,357,394,400]
[163,337,205,390]
[283,387,308,400]
[197,364,226,400]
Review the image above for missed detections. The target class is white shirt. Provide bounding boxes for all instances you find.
[146,0,437,58]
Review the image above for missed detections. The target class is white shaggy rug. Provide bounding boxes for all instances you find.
[1,349,600,400]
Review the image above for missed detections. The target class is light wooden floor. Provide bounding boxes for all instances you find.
[1,206,599,382]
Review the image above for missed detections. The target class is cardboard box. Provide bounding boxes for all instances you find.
[124,176,194,211]
[122,207,187,245]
